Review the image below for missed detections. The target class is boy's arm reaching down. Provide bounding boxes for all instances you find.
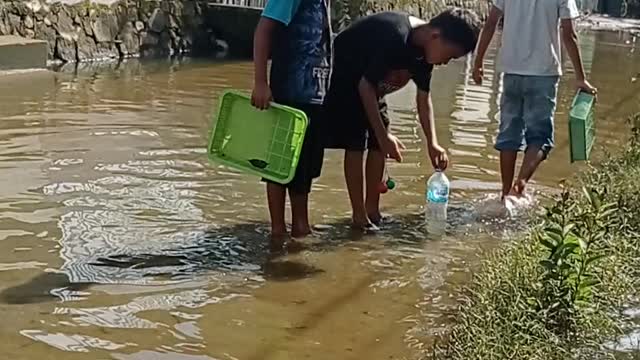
[417,89,449,171]
[472,5,502,85]
[358,78,405,162]
[560,19,597,94]
[359,35,406,162]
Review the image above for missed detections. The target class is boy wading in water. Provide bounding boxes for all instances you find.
[251,0,331,246]
[473,0,597,200]
[324,9,481,230]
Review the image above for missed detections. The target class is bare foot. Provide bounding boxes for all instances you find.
[352,213,369,228]
[511,179,527,196]
[368,212,383,226]
[369,213,394,228]
[285,239,307,253]
[269,233,289,253]
[291,227,311,239]
[351,220,380,233]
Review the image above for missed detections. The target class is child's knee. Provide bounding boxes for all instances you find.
[524,121,554,155]
[495,126,525,152]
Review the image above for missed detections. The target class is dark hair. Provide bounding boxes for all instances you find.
[428,7,481,54]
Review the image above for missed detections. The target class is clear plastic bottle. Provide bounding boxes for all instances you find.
[426,170,450,236]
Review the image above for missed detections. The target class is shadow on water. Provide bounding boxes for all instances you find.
[88,221,328,282]
[0,272,91,305]
[0,222,319,305]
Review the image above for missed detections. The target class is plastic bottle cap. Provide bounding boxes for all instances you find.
[386,178,396,190]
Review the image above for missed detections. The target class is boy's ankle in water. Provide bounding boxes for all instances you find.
[351,218,379,232]
[352,212,370,226]
[291,226,311,238]
[365,202,382,224]
[367,212,383,226]
[511,180,527,196]
[269,232,289,252]
[271,226,288,238]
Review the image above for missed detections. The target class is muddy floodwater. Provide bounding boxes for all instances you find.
[0,30,638,360]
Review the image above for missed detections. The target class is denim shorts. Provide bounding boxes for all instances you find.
[495,74,560,155]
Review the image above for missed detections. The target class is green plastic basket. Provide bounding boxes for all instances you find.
[569,90,596,163]
[208,91,308,184]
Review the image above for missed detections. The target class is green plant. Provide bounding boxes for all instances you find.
[535,187,617,336]
[430,111,640,359]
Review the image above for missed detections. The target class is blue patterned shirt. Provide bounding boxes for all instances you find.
[262,0,332,105]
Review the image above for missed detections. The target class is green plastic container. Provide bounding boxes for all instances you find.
[569,90,596,163]
[208,91,308,184]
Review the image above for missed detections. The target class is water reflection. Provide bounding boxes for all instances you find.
[21,330,131,352]
[1,272,90,304]
[112,351,219,360]
[52,289,245,329]
[0,30,636,359]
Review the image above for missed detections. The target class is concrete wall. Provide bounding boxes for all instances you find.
[333,0,489,31]
[204,5,260,57]
[0,35,48,70]
[0,0,228,63]
[577,0,600,13]
[0,0,489,64]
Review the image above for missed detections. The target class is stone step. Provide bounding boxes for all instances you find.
[0,35,48,71]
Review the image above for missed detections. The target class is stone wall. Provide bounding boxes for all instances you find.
[0,0,225,63]
[0,0,489,64]
[333,0,489,31]
[374,0,489,19]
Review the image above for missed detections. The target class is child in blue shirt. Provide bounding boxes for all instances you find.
[251,0,331,246]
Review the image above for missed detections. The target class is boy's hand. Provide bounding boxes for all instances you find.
[382,134,405,163]
[251,82,272,110]
[472,65,484,85]
[575,79,597,95]
[428,143,449,171]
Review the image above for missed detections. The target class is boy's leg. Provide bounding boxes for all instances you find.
[344,150,368,227]
[287,104,325,238]
[495,74,525,198]
[365,100,390,224]
[289,191,310,238]
[365,150,385,223]
[516,76,559,194]
[513,147,546,194]
[266,182,287,238]
[500,151,518,196]
[324,81,372,229]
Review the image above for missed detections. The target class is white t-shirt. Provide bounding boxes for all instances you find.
[494,0,580,76]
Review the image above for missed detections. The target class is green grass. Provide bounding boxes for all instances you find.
[430,112,640,360]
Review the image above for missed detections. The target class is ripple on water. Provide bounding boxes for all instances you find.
[112,350,220,360]
[0,38,635,358]
[51,289,248,329]
[20,330,131,352]
[46,149,268,284]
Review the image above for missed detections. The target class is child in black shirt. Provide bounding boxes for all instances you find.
[324,9,481,230]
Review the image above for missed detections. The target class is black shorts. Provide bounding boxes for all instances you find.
[323,71,390,151]
[262,102,324,195]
